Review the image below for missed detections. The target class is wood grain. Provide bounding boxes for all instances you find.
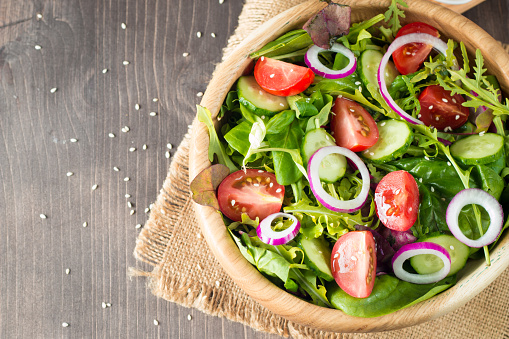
[0,0,507,338]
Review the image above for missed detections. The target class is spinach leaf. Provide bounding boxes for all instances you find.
[267,121,304,185]
[328,274,455,318]
[472,164,504,200]
[224,120,252,155]
[250,29,313,59]
[416,182,449,235]
[266,110,296,135]
[307,73,361,95]
[287,95,319,118]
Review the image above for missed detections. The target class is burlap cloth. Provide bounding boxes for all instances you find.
[133,1,509,337]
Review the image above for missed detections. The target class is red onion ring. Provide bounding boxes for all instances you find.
[446,188,504,248]
[304,43,357,79]
[256,212,300,246]
[308,146,370,213]
[378,33,449,125]
[392,242,451,284]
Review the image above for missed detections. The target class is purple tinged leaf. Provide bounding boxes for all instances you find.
[379,226,417,251]
[303,3,351,49]
[190,164,230,210]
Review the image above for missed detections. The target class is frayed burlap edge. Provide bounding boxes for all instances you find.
[132,0,509,337]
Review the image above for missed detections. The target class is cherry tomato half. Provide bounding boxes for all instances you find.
[374,170,419,232]
[393,22,440,75]
[418,85,469,131]
[254,57,315,97]
[331,231,377,298]
[217,169,285,222]
[331,97,379,152]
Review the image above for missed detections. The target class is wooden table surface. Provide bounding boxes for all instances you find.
[1,1,508,338]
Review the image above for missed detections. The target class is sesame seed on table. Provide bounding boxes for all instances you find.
[0,1,507,339]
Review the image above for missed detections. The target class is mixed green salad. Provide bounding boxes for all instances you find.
[191,0,509,317]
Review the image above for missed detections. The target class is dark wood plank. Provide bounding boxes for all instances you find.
[0,1,507,339]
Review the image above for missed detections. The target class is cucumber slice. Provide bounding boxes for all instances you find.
[362,119,413,163]
[237,76,289,116]
[450,133,505,165]
[301,128,346,183]
[359,49,399,89]
[298,236,334,281]
[410,234,470,277]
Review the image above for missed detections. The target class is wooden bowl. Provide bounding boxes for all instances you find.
[190,0,509,332]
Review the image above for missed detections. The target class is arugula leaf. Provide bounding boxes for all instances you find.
[383,0,408,37]
[197,105,238,172]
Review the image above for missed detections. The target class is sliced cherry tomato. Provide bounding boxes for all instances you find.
[418,85,469,131]
[393,22,440,75]
[374,170,419,232]
[331,231,376,298]
[217,169,285,222]
[254,57,315,97]
[331,97,379,152]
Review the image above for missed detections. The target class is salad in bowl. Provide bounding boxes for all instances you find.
[190,0,509,332]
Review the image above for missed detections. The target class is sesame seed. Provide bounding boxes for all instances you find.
[380,121,386,127]
[419,178,423,183]
[66,172,74,177]
[129,147,136,152]
[418,114,422,118]
[452,98,457,103]
[442,98,448,103]
[127,201,133,208]
[109,133,115,138]
[196,92,203,97]
[215,281,220,287]
[122,61,130,66]
[50,87,57,93]
[358,86,362,91]
[135,224,142,229]
[165,151,170,159]
[124,177,130,182]
[135,104,140,110]
[62,322,69,328]
[125,194,131,198]
[102,302,107,308]
[276,188,282,193]
[122,126,130,132]
[113,167,119,171]
[435,116,440,121]
[121,22,126,29]
[210,33,216,38]
[219,0,224,3]
[142,144,147,150]
[187,314,192,321]
[83,222,88,227]
[106,303,111,307]
[92,184,98,191]
[355,81,361,85]
[231,199,236,206]
[261,56,264,61]
[349,109,355,112]
[182,52,189,57]
[455,115,460,120]
[102,68,108,74]
[196,31,202,38]
[130,209,135,215]
[450,245,455,250]
[442,197,446,201]
[167,143,173,149]
[36,13,43,19]
[35,45,42,50]
[70,138,78,143]
[149,203,154,209]
[149,112,157,116]
[479,131,486,136]
[40,214,47,219]
[261,115,265,119]
[429,105,433,110]
[152,98,159,102]
[269,74,275,78]
[153,320,159,326]
[424,156,430,160]
[65,268,70,275]
[144,207,150,213]
[431,187,435,192]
